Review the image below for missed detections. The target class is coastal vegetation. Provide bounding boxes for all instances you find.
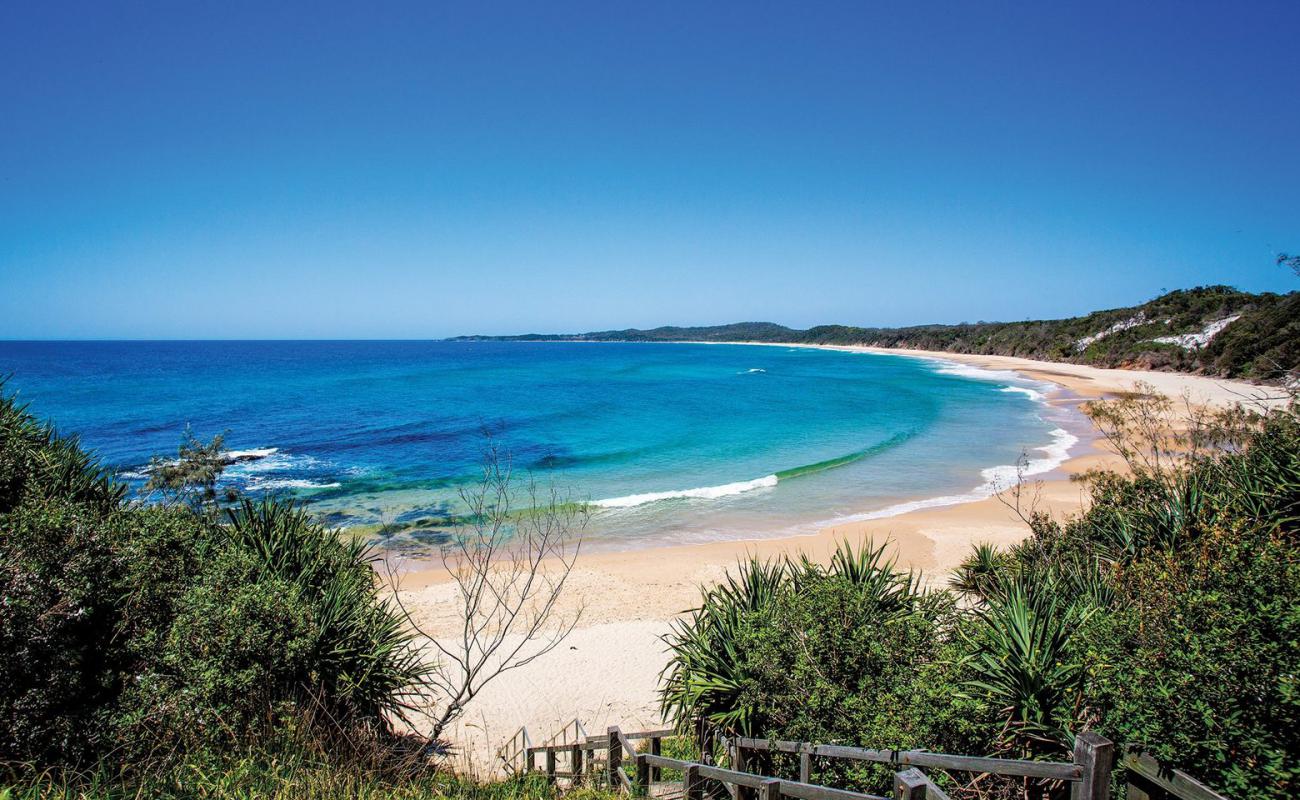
[3,380,1297,799]
[661,392,1299,799]
[0,387,585,799]
[456,286,1300,383]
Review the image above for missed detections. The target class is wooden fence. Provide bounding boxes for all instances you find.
[500,722,1229,800]
[1120,750,1230,800]
[729,734,1111,800]
[501,723,1115,800]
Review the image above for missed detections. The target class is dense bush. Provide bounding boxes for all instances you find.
[1084,524,1299,796]
[1070,409,1300,796]
[663,399,1300,799]
[661,543,997,793]
[0,388,429,770]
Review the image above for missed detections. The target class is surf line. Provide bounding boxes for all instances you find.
[591,430,918,510]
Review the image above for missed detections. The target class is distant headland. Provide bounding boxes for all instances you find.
[453,285,1299,384]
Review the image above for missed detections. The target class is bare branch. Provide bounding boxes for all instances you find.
[389,442,588,743]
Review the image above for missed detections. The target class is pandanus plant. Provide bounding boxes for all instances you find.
[224,497,433,730]
[0,383,126,514]
[960,576,1095,757]
[949,542,1007,602]
[659,556,786,756]
[660,540,924,756]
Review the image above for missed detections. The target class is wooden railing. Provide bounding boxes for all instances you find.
[729,733,1113,800]
[506,721,1234,799]
[496,725,532,776]
[634,750,890,800]
[511,722,1036,800]
[1121,750,1230,800]
[520,725,674,786]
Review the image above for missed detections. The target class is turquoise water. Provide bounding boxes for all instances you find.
[0,341,1084,549]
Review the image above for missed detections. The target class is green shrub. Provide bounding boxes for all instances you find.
[223,498,431,727]
[0,388,430,770]
[661,542,996,793]
[1083,518,1300,796]
[665,402,1299,798]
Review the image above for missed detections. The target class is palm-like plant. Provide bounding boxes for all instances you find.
[960,576,1094,756]
[830,539,919,603]
[224,497,433,728]
[949,542,1006,602]
[0,385,125,514]
[659,557,787,753]
[661,540,928,755]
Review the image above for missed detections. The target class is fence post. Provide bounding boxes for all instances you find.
[894,769,927,800]
[799,746,812,784]
[1072,732,1114,800]
[572,742,584,784]
[683,764,701,800]
[608,726,624,789]
[526,748,536,774]
[546,748,557,785]
[733,740,750,800]
[761,778,782,800]
[650,735,662,783]
[636,753,650,795]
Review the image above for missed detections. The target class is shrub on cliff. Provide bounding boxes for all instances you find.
[0,386,428,769]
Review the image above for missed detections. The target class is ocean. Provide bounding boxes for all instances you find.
[0,341,1086,550]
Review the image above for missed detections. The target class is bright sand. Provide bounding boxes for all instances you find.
[389,346,1283,773]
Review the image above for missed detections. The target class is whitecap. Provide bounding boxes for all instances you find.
[593,474,779,509]
[999,385,1045,402]
[829,427,1079,524]
[923,358,1026,383]
[222,447,278,462]
[918,357,1055,404]
[247,478,341,491]
[225,452,320,475]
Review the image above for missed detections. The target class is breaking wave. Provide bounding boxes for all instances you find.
[592,474,779,508]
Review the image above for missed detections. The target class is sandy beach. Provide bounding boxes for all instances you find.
[392,346,1282,774]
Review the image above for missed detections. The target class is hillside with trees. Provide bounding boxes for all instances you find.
[454,286,1300,383]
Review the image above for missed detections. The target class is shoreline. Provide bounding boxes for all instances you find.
[394,344,1279,774]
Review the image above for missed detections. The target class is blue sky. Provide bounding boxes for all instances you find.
[1,2,1297,339]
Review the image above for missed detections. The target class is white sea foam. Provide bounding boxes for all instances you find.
[922,357,1056,405]
[222,447,278,462]
[225,451,319,475]
[247,478,341,491]
[999,385,1045,402]
[829,427,1079,524]
[117,470,148,480]
[925,359,1026,384]
[740,368,767,374]
[593,474,779,509]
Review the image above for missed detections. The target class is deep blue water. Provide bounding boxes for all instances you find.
[0,341,1084,548]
